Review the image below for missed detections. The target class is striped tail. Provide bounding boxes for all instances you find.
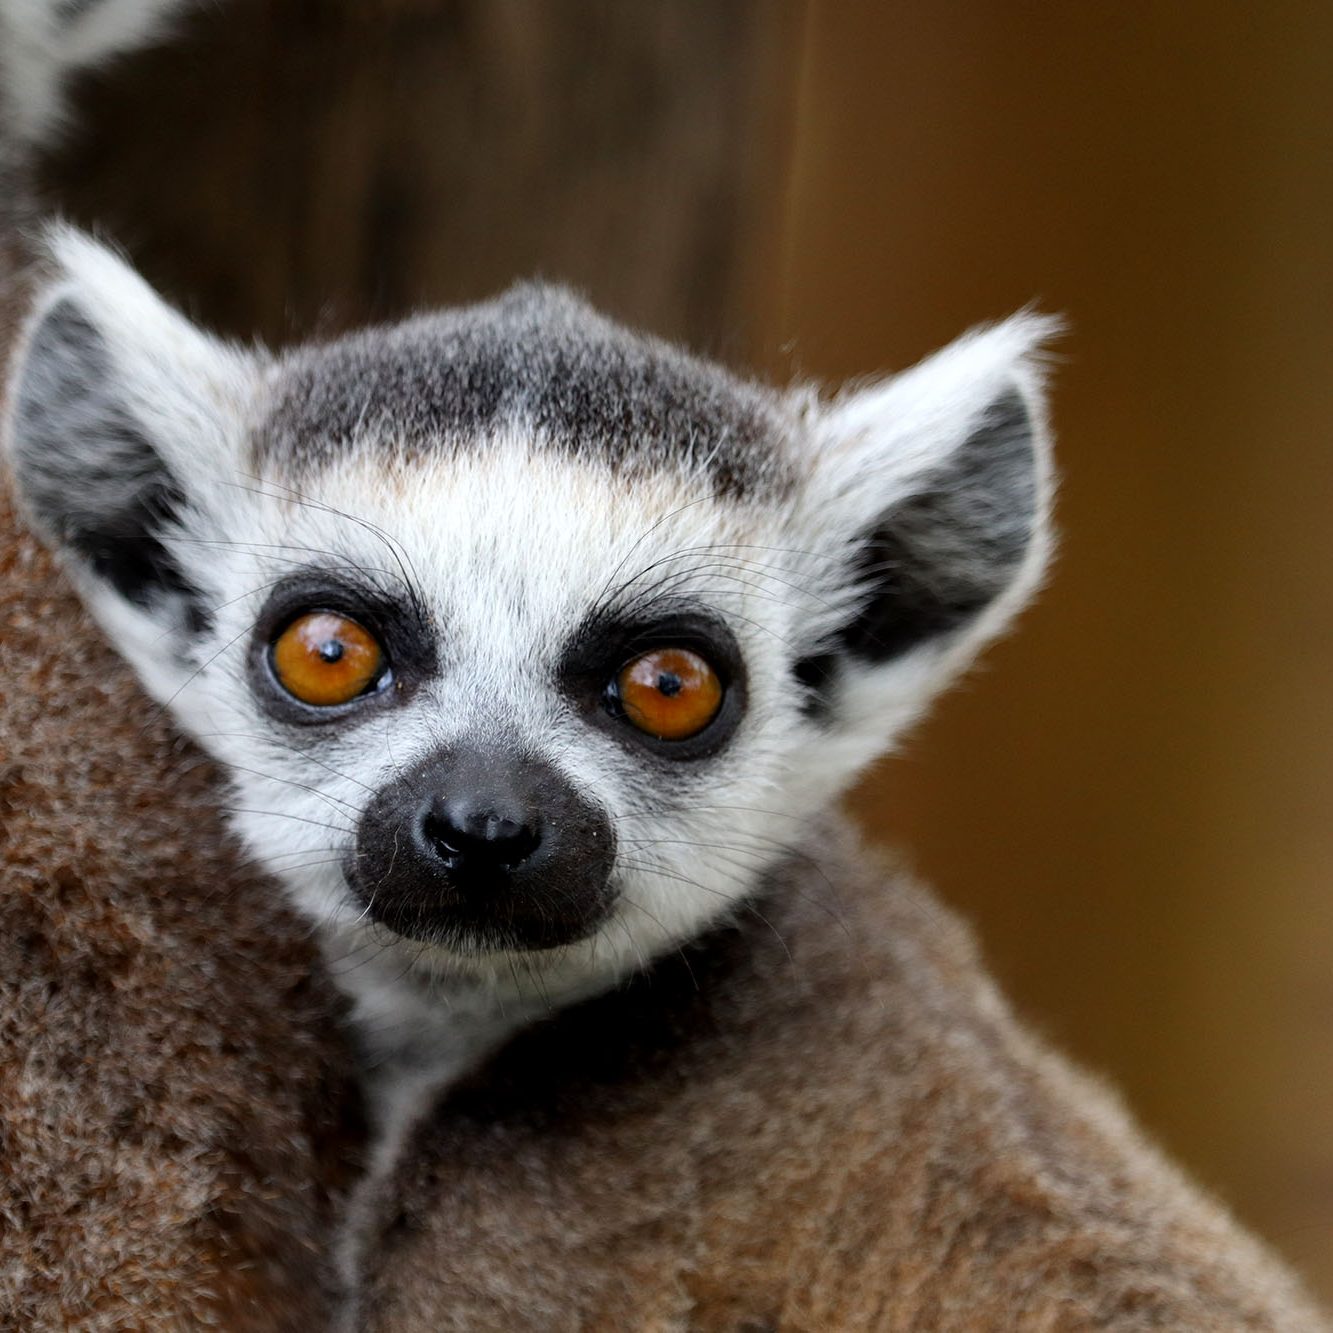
[0,0,190,347]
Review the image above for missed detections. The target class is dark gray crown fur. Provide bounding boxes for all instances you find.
[259,283,792,499]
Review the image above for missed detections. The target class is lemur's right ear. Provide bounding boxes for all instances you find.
[785,313,1058,757]
[3,227,263,633]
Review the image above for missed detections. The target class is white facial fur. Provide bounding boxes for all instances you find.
[3,230,1056,1075]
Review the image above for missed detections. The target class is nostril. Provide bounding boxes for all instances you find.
[421,808,462,859]
[420,797,542,872]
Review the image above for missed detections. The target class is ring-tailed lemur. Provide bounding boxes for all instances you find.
[2,4,1327,1328]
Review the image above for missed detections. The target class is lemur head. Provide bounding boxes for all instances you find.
[3,229,1054,999]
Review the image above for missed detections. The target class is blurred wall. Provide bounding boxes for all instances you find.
[47,0,1333,1300]
[774,2,1333,1299]
[51,0,798,352]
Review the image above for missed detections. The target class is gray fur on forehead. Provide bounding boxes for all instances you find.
[257,282,794,498]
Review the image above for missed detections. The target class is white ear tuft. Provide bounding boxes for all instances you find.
[787,312,1060,734]
[2,227,263,629]
[33,225,262,463]
[810,311,1059,532]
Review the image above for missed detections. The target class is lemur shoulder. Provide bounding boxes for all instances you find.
[1,2,1327,1329]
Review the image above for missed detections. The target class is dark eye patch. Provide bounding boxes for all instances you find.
[248,572,436,725]
[558,605,747,761]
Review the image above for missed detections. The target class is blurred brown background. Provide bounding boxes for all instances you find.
[46,0,1333,1300]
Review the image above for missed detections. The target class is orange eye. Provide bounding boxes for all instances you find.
[271,612,385,707]
[616,647,723,742]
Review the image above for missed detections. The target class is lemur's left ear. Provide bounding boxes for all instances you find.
[794,313,1057,718]
[3,226,263,634]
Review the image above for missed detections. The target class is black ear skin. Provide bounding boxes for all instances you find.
[792,388,1038,709]
[835,388,1038,665]
[10,298,210,632]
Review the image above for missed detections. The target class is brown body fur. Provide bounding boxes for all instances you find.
[356,822,1327,1331]
[0,492,361,1330]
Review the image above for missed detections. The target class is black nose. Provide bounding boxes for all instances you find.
[350,745,617,950]
[420,797,541,872]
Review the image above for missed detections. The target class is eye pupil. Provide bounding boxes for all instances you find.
[657,672,682,697]
[318,640,345,664]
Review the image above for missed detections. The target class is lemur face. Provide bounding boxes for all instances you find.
[4,230,1054,1000]
[216,447,800,962]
